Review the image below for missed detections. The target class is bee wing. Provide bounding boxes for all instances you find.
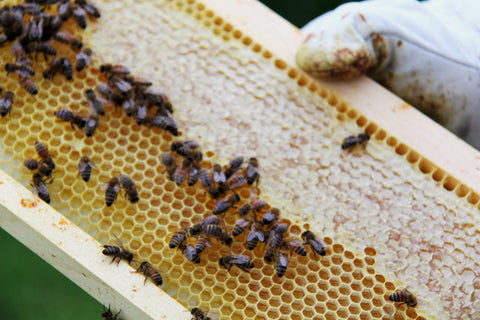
[205,311,221,320]
[184,140,200,149]
[99,183,108,190]
[202,215,220,225]
[277,253,290,267]
[201,239,212,247]
[288,239,303,246]
[230,255,251,264]
[256,231,265,242]
[247,165,259,177]
[79,162,88,171]
[235,218,251,228]
[184,245,197,260]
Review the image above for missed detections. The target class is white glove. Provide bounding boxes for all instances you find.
[296,0,480,149]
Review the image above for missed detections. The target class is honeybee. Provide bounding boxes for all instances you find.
[41,14,63,40]
[246,157,260,185]
[182,243,200,263]
[225,173,246,191]
[189,215,220,235]
[224,156,243,179]
[102,235,134,265]
[232,217,252,237]
[5,63,35,77]
[283,238,307,256]
[42,56,64,80]
[19,76,38,95]
[263,208,280,225]
[201,224,223,237]
[72,5,87,29]
[190,307,219,320]
[341,132,370,150]
[194,237,211,255]
[301,230,326,257]
[24,158,39,171]
[213,193,240,215]
[53,31,83,51]
[101,305,121,320]
[389,289,417,308]
[218,230,233,246]
[11,41,28,63]
[161,153,176,181]
[78,155,94,182]
[169,228,190,249]
[54,109,86,130]
[236,204,252,217]
[144,114,178,136]
[251,199,267,213]
[173,158,192,186]
[23,15,43,41]
[75,47,92,71]
[96,82,114,101]
[247,221,265,250]
[135,261,162,286]
[170,141,202,162]
[134,99,147,125]
[190,307,208,320]
[60,57,73,80]
[219,255,254,272]
[122,96,135,117]
[199,170,219,198]
[119,174,139,203]
[40,157,55,177]
[31,173,51,203]
[80,1,101,19]
[275,251,290,278]
[34,141,51,160]
[26,42,56,61]
[187,162,201,186]
[100,64,130,76]
[201,224,232,245]
[57,0,72,21]
[101,177,120,207]
[108,75,132,97]
[212,164,226,185]
[84,114,99,137]
[85,88,105,115]
[264,224,288,263]
[0,90,15,117]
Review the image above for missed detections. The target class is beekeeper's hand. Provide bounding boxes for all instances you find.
[296,0,480,149]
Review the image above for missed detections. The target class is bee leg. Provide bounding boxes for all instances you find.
[237,266,251,273]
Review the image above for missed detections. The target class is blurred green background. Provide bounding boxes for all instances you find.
[0,1,349,319]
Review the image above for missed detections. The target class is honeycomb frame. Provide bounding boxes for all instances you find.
[0,0,479,319]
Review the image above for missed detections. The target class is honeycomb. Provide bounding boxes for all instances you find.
[0,0,479,319]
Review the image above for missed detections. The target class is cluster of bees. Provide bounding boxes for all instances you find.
[0,0,98,101]
[161,140,259,197]
[4,0,418,318]
[160,141,326,278]
[54,63,178,139]
[95,63,178,135]
[23,141,55,203]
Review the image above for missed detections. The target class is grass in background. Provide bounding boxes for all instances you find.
[0,228,101,320]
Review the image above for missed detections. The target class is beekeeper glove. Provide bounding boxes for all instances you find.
[296,0,480,149]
